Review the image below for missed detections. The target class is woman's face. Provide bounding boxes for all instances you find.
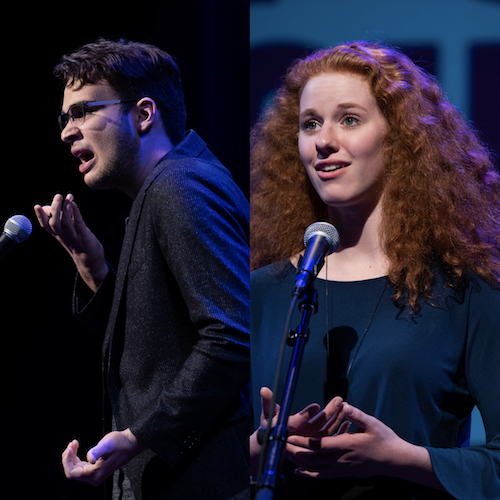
[298,72,387,212]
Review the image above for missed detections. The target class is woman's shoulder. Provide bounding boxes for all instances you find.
[251,258,296,288]
[429,266,500,321]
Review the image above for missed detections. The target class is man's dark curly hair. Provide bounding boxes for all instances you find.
[54,38,187,145]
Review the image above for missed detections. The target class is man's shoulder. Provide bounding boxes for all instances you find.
[144,149,248,219]
[152,131,230,184]
[148,157,238,208]
[141,129,248,213]
[156,153,225,178]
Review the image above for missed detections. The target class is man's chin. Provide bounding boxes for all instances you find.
[83,171,113,191]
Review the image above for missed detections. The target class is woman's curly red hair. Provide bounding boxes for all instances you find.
[251,41,500,311]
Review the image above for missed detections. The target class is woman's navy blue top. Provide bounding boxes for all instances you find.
[251,260,500,499]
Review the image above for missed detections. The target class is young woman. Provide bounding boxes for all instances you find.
[250,41,500,499]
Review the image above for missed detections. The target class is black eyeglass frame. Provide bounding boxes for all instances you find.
[58,99,137,132]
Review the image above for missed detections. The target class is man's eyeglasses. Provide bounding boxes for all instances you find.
[58,99,137,132]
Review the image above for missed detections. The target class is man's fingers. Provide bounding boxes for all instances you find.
[51,193,64,219]
[63,439,79,458]
[35,193,82,246]
[66,197,86,234]
[34,204,51,229]
[87,438,114,463]
[36,193,64,237]
[62,440,82,477]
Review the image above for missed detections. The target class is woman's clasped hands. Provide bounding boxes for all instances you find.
[253,387,439,489]
[250,387,347,477]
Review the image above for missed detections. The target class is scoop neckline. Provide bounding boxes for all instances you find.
[286,259,388,284]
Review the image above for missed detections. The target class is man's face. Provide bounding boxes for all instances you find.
[60,82,140,191]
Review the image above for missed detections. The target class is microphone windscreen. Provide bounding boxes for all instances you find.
[303,221,339,255]
[4,215,32,243]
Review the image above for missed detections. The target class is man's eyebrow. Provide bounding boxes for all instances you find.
[61,101,87,113]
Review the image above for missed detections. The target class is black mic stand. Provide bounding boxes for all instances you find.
[256,287,319,500]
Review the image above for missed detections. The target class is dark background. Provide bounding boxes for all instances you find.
[1,2,248,498]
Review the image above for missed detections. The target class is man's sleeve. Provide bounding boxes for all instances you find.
[130,163,250,466]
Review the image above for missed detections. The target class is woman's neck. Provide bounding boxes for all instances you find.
[292,199,389,282]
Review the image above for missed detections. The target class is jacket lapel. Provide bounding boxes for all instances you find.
[103,131,207,377]
[103,160,167,378]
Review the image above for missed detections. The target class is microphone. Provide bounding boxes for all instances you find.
[292,221,339,297]
[0,214,32,261]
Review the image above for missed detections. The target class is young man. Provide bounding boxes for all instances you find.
[34,39,249,499]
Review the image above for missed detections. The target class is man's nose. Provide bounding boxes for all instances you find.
[60,120,82,144]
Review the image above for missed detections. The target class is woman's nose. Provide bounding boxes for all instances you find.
[315,124,339,157]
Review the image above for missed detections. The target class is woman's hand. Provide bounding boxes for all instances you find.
[286,402,445,491]
[250,387,345,477]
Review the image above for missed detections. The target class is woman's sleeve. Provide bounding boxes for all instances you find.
[426,279,500,499]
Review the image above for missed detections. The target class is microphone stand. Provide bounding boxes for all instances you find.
[256,287,319,500]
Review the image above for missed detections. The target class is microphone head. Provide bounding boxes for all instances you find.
[303,221,339,255]
[4,214,32,243]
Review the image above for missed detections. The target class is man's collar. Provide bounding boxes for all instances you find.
[164,130,206,159]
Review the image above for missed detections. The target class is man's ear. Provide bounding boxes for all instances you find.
[134,97,157,135]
